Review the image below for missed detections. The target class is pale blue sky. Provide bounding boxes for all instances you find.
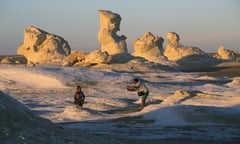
[0,0,239,54]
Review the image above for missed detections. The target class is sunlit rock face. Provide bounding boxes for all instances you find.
[0,55,27,64]
[164,32,205,61]
[17,26,71,64]
[0,56,15,64]
[163,32,220,66]
[62,50,87,66]
[214,46,237,60]
[132,32,167,63]
[85,50,112,64]
[97,10,127,55]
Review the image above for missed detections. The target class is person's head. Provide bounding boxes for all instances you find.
[76,86,81,92]
[133,78,139,84]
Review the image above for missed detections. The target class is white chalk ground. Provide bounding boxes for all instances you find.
[0,65,240,142]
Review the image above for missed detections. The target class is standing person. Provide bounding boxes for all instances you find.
[127,78,149,110]
[74,85,85,109]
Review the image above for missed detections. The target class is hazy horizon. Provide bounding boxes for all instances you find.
[0,0,239,55]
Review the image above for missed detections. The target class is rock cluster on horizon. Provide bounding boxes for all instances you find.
[17,26,71,64]
[214,46,237,60]
[12,10,240,68]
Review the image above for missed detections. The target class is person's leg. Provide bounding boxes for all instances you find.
[74,101,80,108]
[74,101,77,105]
[140,92,149,110]
[79,100,84,109]
[140,98,145,110]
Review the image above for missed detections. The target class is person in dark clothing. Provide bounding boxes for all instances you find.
[74,86,85,109]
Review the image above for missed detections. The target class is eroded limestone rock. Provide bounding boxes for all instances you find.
[62,50,87,66]
[132,32,168,64]
[97,10,127,55]
[214,46,237,60]
[164,32,205,62]
[85,50,112,64]
[17,26,71,64]
[163,32,220,66]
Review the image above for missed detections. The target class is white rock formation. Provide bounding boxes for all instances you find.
[214,46,237,60]
[62,50,87,66]
[132,32,168,64]
[163,32,220,66]
[0,56,14,64]
[0,55,27,64]
[85,50,112,64]
[164,32,205,61]
[97,10,127,55]
[17,26,71,64]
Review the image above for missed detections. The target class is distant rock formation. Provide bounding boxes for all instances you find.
[17,26,71,64]
[132,32,168,64]
[85,50,112,65]
[97,10,127,55]
[163,32,219,66]
[164,32,205,61]
[62,50,87,66]
[62,50,112,66]
[0,55,27,64]
[214,46,237,60]
[0,56,14,64]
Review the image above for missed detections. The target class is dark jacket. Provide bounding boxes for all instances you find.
[74,92,85,101]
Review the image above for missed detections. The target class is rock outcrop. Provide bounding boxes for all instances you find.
[163,32,219,66]
[164,32,205,61]
[85,50,112,65]
[0,55,27,64]
[62,50,87,66]
[132,32,168,64]
[97,10,127,55]
[0,56,15,64]
[214,46,237,60]
[0,91,60,143]
[17,26,71,64]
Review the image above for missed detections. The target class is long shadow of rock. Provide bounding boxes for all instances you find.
[176,54,223,67]
[111,53,135,64]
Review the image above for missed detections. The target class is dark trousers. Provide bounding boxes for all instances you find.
[74,100,84,106]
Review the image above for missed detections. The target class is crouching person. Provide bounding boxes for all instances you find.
[74,86,85,109]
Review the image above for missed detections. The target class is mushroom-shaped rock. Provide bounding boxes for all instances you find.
[97,10,127,55]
